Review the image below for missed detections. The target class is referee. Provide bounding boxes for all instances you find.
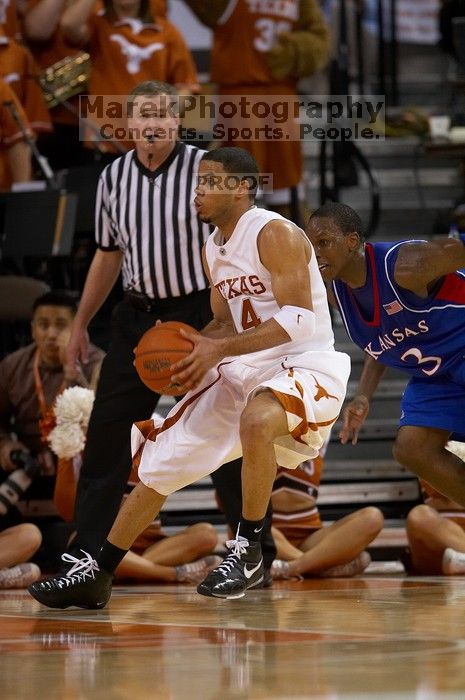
[63,80,276,577]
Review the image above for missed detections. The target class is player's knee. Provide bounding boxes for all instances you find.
[188,523,218,552]
[358,507,384,537]
[14,523,42,556]
[239,404,283,445]
[393,432,426,471]
[394,428,446,473]
[406,504,438,538]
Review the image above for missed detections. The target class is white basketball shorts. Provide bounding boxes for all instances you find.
[132,350,350,496]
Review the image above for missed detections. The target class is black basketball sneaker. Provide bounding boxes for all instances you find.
[197,535,264,599]
[28,550,112,610]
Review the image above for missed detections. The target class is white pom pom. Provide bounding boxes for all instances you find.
[48,387,95,458]
[48,424,86,459]
[54,387,95,428]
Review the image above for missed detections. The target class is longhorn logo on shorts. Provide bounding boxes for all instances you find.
[311,375,338,402]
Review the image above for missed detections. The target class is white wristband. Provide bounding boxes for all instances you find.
[273,305,316,342]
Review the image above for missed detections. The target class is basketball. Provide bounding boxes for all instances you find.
[134,321,199,396]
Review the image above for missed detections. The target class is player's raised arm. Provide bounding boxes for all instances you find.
[394,237,465,295]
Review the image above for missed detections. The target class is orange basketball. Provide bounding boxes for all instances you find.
[134,321,198,396]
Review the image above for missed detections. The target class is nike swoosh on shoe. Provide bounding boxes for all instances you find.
[244,560,263,579]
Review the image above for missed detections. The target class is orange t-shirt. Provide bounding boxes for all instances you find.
[86,12,199,97]
[0,78,31,189]
[0,0,20,39]
[0,33,51,133]
[211,0,300,87]
[24,0,101,125]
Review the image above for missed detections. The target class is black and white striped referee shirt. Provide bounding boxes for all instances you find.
[95,142,210,299]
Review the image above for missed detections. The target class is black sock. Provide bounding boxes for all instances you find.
[237,517,265,543]
[98,541,128,575]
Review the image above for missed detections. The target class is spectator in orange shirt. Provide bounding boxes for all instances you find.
[22,0,101,168]
[183,0,330,223]
[22,2,165,167]
[59,0,198,155]
[0,79,31,189]
[0,27,52,140]
[60,0,199,96]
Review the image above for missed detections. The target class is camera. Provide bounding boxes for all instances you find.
[0,449,41,517]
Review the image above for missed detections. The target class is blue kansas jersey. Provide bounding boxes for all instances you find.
[333,241,465,383]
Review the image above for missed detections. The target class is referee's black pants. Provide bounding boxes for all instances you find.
[73,290,276,569]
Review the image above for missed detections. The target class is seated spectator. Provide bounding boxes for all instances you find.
[0,292,104,562]
[270,444,384,579]
[0,78,32,189]
[0,523,41,588]
[405,441,465,575]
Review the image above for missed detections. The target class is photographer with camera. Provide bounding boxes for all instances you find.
[0,292,104,581]
[0,447,43,589]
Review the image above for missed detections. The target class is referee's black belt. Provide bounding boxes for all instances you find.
[124,289,208,313]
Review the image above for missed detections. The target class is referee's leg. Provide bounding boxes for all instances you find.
[73,305,160,556]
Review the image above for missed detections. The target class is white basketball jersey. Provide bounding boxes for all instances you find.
[205,206,335,362]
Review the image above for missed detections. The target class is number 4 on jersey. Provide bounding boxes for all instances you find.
[241,299,261,330]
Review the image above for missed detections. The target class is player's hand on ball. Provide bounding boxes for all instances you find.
[339,394,369,445]
[170,331,226,391]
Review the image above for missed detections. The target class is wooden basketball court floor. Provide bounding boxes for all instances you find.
[2,575,465,700]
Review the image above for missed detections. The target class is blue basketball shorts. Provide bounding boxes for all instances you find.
[399,374,465,440]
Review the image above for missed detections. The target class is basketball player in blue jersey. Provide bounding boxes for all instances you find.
[306,202,465,507]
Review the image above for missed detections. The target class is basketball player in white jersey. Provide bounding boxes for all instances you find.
[29,147,350,608]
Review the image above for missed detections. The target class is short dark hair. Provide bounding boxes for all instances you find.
[32,292,77,314]
[310,202,365,240]
[129,80,178,100]
[202,147,260,200]
[104,0,152,22]
[128,80,179,116]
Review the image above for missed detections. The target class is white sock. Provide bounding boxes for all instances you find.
[442,547,465,575]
